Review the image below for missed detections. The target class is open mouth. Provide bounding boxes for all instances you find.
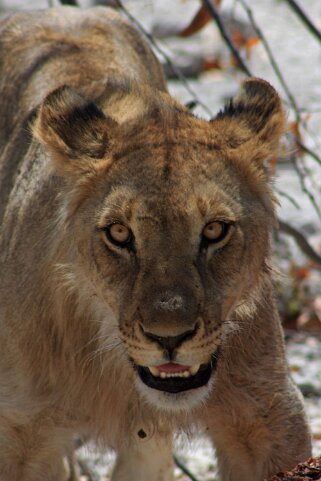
[135,353,219,393]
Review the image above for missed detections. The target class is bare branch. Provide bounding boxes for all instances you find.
[174,455,202,481]
[293,135,321,167]
[291,158,321,220]
[275,188,300,210]
[202,0,251,76]
[59,0,79,4]
[278,220,321,266]
[284,0,321,45]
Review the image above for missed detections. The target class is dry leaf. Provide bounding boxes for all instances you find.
[291,265,311,281]
[245,36,260,58]
[180,0,222,37]
[203,56,223,70]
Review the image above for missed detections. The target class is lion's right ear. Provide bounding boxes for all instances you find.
[212,78,285,163]
[33,85,117,176]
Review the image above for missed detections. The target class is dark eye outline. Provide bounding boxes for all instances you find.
[200,221,234,249]
[101,223,134,250]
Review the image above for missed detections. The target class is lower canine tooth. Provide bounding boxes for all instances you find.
[149,366,160,377]
[190,364,201,376]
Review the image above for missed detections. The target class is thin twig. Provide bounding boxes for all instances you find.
[284,0,321,45]
[202,0,251,76]
[291,157,321,220]
[278,220,321,265]
[294,136,321,166]
[275,188,300,210]
[114,0,213,117]
[174,455,202,481]
[59,0,79,5]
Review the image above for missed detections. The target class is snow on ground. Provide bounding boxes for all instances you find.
[77,332,321,481]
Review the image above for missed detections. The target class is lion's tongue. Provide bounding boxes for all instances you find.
[156,363,190,374]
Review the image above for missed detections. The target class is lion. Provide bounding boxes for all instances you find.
[0,6,311,481]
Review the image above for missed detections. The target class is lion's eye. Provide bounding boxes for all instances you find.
[202,221,228,243]
[106,223,132,247]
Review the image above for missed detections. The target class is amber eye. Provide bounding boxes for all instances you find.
[106,223,132,247]
[202,221,228,243]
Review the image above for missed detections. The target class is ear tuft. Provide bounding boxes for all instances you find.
[33,85,116,176]
[214,78,285,149]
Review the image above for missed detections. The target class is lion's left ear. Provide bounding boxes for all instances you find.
[212,78,285,160]
[33,85,117,176]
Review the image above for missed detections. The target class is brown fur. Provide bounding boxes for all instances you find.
[0,7,310,481]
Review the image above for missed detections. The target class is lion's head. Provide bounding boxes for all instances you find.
[34,78,285,410]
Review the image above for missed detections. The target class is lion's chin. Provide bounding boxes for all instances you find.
[135,374,215,412]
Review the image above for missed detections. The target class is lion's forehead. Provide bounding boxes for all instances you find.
[97,172,241,230]
[104,143,243,210]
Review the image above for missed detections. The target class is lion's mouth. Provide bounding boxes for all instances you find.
[135,354,219,393]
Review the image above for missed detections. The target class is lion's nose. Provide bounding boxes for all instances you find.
[139,288,200,339]
[155,294,184,312]
[143,326,197,355]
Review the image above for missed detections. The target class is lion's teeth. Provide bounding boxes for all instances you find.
[156,370,193,379]
[148,364,201,379]
[190,364,201,376]
[148,366,160,377]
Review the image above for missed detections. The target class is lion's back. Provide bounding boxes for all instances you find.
[0,6,166,223]
[0,7,165,141]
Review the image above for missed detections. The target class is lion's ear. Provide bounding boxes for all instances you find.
[212,78,285,158]
[33,85,117,176]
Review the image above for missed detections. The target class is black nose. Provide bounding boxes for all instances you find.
[143,327,197,355]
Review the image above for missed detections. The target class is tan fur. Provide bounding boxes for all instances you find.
[0,7,311,481]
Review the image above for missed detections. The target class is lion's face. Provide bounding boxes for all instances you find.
[34,79,284,409]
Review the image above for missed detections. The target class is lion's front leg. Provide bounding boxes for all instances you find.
[203,382,311,481]
[0,415,75,481]
[112,432,174,481]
